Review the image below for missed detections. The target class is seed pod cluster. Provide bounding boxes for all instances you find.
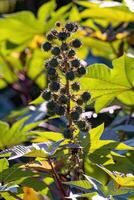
[42,22,91,136]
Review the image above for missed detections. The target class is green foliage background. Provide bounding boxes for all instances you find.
[0,0,134,199]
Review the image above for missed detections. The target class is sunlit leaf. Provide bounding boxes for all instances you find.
[80,54,134,112]
[98,165,134,187]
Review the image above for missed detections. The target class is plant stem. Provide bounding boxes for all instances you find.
[48,158,66,199]
[8,191,22,200]
[62,49,72,128]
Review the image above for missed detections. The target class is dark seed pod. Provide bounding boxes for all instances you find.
[76,98,83,105]
[68,49,75,57]
[70,111,80,121]
[65,22,75,32]
[51,46,61,56]
[82,92,91,102]
[48,58,59,68]
[47,33,54,41]
[58,32,68,41]
[56,105,66,115]
[47,110,56,116]
[75,106,83,114]
[81,125,90,132]
[71,59,80,68]
[42,42,51,51]
[72,39,82,48]
[51,29,58,36]
[66,71,75,81]
[49,81,60,92]
[47,67,56,75]
[55,22,61,27]
[58,95,68,104]
[47,100,57,111]
[71,82,80,91]
[42,90,51,101]
[77,66,86,76]
[48,74,58,81]
[61,43,68,51]
[77,120,86,129]
[63,128,73,139]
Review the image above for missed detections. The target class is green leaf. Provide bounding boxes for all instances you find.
[29,96,44,105]
[0,117,41,149]
[64,180,92,190]
[27,49,47,89]
[69,6,80,22]
[0,158,9,173]
[83,124,134,155]
[37,1,56,22]
[80,54,134,112]
[80,6,134,22]
[97,165,134,187]
[44,4,72,32]
[0,11,44,44]
[30,131,64,142]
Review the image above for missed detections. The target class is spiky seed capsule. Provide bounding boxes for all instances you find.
[77,120,86,129]
[56,105,65,115]
[58,32,68,41]
[82,92,91,102]
[71,59,80,68]
[47,67,56,75]
[55,22,61,27]
[63,128,73,139]
[48,74,58,81]
[47,100,57,111]
[75,106,83,114]
[48,58,59,68]
[61,43,68,51]
[70,111,80,121]
[77,66,86,76]
[58,95,68,104]
[65,22,75,32]
[47,33,54,41]
[66,71,75,81]
[81,125,90,132]
[77,98,83,105]
[42,90,51,101]
[71,82,80,91]
[51,46,61,56]
[42,42,51,51]
[72,39,82,48]
[49,81,60,92]
[68,49,75,57]
[47,110,56,116]
[51,29,58,36]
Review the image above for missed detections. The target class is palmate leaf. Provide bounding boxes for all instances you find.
[97,165,134,187]
[0,117,42,150]
[80,54,134,112]
[0,140,64,160]
[83,124,134,155]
